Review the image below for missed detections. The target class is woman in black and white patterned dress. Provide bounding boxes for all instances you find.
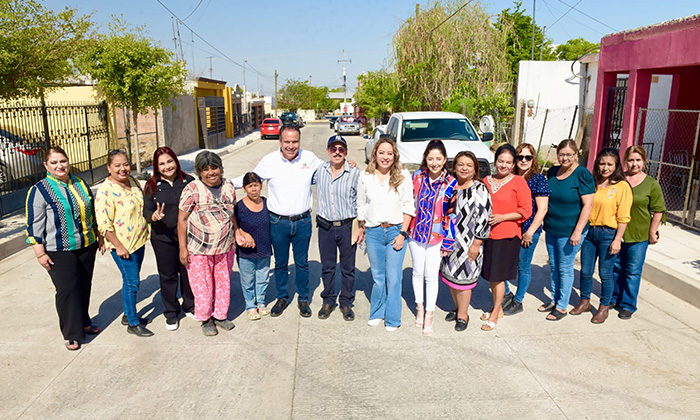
[440,151,492,331]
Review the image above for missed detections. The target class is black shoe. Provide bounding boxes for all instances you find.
[455,318,469,332]
[298,301,312,318]
[127,324,154,337]
[618,309,633,320]
[318,304,335,319]
[121,315,151,326]
[270,299,289,317]
[503,300,523,316]
[445,310,457,322]
[213,318,235,331]
[502,292,514,309]
[339,305,355,321]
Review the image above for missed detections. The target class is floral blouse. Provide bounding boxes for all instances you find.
[522,173,551,234]
[95,177,150,254]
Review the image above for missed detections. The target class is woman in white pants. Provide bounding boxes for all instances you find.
[408,140,457,336]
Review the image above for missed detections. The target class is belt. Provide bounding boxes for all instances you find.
[270,210,310,222]
[318,216,354,227]
[380,222,400,228]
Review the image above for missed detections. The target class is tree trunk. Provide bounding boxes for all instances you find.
[133,110,142,174]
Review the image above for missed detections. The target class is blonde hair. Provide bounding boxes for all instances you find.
[515,143,540,180]
[366,137,404,192]
[624,145,647,163]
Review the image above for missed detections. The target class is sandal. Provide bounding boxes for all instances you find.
[247,309,261,321]
[422,312,434,336]
[480,309,504,321]
[481,321,497,331]
[83,324,100,335]
[546,308,568,321]
[538,302,555,313]
[65,340,80,351]
[258,306,270,316]
[415,305,425,328]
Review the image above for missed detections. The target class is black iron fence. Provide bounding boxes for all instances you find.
[0,100,110,216]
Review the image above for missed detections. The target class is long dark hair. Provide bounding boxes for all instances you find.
[145,147,186,193]
[419,139,447,172]
[593,148,626,186]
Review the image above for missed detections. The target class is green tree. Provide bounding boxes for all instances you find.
[79,20,186,173]
[496,1,555,82]
[0,0,93,100]
[277,79,337,114]
[354,70,402,119]
[555,37,600,60]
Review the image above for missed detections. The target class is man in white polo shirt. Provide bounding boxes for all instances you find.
[233,124,322,318]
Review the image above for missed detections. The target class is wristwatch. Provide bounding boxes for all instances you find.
[399,230,409,239]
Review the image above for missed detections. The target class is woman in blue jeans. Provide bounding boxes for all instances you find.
[612,146,665,319]
[357,137,415,332]
[570,148,632,323]
[503,143,551,315]
[541,140,595,321]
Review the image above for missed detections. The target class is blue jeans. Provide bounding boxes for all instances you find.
[580,226,619,306]
[365,225,406,328]
[612,241,648,313]
[270,213,312,302]
[546,230,586,312]
[110,246,145,327]
[510,231,541,304]
[238,256,271,311]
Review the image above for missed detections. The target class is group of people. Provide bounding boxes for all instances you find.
[26,124,665,350]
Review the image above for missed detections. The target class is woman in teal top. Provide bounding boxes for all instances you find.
[612,145,666,319]
[541,140,595,321]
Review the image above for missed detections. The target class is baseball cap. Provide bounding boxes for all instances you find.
[327,135,347,148]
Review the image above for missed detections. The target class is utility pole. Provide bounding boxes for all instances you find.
[171,17,179,61]
[308,75,312,110]
[531,0,536,60]
[337,49,351,114]
[208,56,213,78]
[274,69,278,117]
[243,59,247,88]
[540,26,546,60]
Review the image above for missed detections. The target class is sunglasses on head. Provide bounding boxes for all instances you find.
[109,148,127,155]
[516,155,534,162]
[329,146,346,154]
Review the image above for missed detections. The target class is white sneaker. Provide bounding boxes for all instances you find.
[165,317,179,331]
[367,318,383,326]
[185,311,195,320]
[385,326,399,332]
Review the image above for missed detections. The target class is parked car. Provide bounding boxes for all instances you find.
[364,124,387,163]
[297,116,305,128]
[260,118,281,139]
[0,130,44,185]
[336,115,360,135]
[280,112,299,127]
[328,116,339,129]
[384,111,494,177]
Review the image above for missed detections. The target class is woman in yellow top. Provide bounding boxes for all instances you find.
[570,148,632,324]
[95,150,152,337]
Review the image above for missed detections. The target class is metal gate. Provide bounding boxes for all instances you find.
[635,108,700,230]
[0,100,110,217]
[603,78,628,149]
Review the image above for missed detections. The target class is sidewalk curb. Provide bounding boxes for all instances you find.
[0,236,26,261]
[643,260,700,309]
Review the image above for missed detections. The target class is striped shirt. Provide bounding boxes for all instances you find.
[313,161,360,221]
[25,174,98,252]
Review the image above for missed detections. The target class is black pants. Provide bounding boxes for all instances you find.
[46,242,98,341]
[317,222,356,306]
[151,236,194,319]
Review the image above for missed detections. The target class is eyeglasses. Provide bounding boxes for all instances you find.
[516,155,534,162]
[329,146,346,154]
[557,153,575,159]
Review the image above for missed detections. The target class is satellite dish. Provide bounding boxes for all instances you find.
[479,115,495,133]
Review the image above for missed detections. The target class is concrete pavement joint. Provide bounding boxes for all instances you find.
[290,313,302,420]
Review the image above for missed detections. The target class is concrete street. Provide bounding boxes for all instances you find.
[2,121,700,419]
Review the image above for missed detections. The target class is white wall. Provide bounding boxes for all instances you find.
[642,74,673,162]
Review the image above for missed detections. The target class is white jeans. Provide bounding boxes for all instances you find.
[408,239,441,311]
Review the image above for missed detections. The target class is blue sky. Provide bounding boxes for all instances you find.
[45,0,698,97]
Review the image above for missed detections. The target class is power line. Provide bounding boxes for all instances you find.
[430,0,474,34]
[542,0,573,38]
[181,0,204,21]
[547,0,583,30]
[556,0,618,32]
[542,0,603,36]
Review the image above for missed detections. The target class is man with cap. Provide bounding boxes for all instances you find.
[313,135,362,321]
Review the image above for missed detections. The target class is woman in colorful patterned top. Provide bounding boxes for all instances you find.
[503,143,551,316]
[571,148,632,324]
[95,150,152,337]
[611,145,666,320]
[143,147,195,331]
[407,140,456,336]
[26,147,102,351]
[178,151,242,336]
[440,151,491,332]
[481,144,532,331]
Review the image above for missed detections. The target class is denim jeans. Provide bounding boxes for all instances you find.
[580,226,619,306]
[612,240,649,313]
[238,256,271,311]
[510,231,541,304]
[270,212,312,302]
[546,230,586,312]
[365,225,407,328]
[110,246,145,327]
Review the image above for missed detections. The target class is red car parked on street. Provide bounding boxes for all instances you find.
[260,118,281,139]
